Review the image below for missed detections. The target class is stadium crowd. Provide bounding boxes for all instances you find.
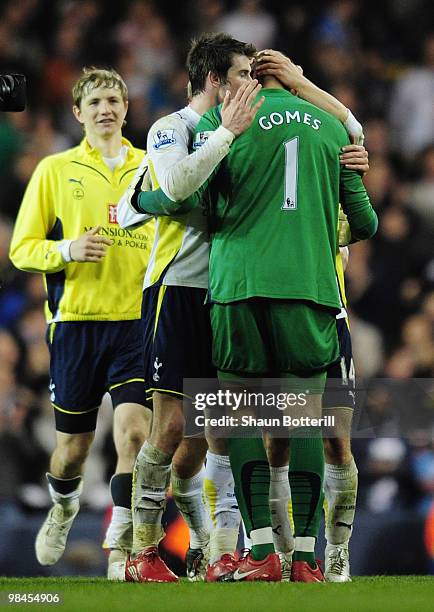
[0,0,433,574]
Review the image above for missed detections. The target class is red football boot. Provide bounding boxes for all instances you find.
[205,553,239,582]
[218,551,282,582]
[291,559,325,583]
[125,546,178,583]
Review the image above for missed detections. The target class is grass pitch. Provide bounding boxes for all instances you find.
[0,577,433,612]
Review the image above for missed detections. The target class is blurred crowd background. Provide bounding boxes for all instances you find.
[0,0,433,576]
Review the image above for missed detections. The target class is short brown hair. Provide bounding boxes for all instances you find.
[72,67,128,108]
[186,32,256,96]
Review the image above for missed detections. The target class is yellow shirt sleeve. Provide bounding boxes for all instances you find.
[9,157,67,273]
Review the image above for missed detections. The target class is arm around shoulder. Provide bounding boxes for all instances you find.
[160,125,233,202]
[137,187,202,215]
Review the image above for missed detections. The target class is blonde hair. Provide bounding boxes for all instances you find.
[72,67,128,108]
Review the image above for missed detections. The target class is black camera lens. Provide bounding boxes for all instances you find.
[0,74,26,112]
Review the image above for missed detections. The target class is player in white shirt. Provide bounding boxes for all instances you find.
[119,33,263,582]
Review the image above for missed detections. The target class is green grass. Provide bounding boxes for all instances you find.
[0,577,433,612]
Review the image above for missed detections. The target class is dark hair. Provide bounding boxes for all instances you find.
[186,32,256,96]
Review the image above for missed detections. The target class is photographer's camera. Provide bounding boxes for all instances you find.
[0,74,26,112]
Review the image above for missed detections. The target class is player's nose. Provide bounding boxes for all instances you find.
[99,100,112,114]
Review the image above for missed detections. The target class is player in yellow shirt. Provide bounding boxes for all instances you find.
[9,68,153,580]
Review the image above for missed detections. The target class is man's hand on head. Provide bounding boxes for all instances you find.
[255,49,304,94]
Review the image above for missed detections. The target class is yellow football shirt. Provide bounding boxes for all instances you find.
[10,137,154,322]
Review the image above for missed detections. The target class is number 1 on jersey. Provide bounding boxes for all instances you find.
[282,137,299,211]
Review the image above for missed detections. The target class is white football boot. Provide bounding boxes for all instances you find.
[278,551,293,582]
[324,544,351,582]
[35,498,80,565]
[107,549,129,581]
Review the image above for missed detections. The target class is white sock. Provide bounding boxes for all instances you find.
[104,506,132,551]
[204,452,240,563]
[295,536,315,552]
[250,526,274,547]
[132,441,171,553]
[269,465,294,554]
[325,458,358,546]
[204,452,240,529]
[46,473,82,507]
[172,466,210,550]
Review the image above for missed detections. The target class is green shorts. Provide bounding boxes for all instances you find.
[211,298,339,380]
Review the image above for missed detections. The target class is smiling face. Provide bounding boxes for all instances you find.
[73,86,128,141]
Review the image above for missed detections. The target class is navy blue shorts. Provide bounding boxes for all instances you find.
[142,285,215,399]
[323,317,355,409]
[46,320,147,434]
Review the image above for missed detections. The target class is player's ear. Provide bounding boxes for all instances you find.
[73,105,83,124]
[208,71,221,89]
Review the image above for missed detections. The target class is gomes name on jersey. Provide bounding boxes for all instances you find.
[258,109,322,132]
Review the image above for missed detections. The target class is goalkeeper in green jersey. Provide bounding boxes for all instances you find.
[255,51,366,583]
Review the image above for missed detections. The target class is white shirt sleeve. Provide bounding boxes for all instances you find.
[147,115,234,202]
[56,239,73,262]
[117,155,153,228]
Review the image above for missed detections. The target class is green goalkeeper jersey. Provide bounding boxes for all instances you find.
[192,88,377,309]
